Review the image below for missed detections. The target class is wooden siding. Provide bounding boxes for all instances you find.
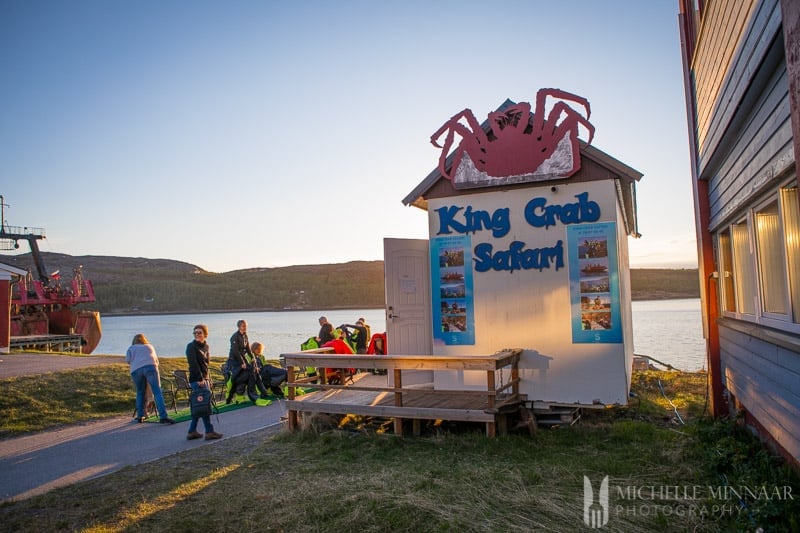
[707,63,794,229]
[719,322,800,462]
[692,0,756,163]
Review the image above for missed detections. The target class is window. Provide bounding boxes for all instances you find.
[716,181,800,330]
[718,229,736,312]
[782,186,800,321]
[731,221,755,315]
[755,200,788,315]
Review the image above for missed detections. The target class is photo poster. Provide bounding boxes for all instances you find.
[430,235,476,346]
[567,222,623,343]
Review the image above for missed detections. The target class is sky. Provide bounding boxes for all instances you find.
[0,0,698,274]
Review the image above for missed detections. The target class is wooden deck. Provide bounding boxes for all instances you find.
[282,349,525,437]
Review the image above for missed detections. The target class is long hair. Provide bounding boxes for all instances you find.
[132,333,149,345]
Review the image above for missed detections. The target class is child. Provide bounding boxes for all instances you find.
[252,341,288,399]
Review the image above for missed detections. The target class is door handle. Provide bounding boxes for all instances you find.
[388,306,400,319]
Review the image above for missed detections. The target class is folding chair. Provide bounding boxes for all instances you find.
[173,369,223,406]
[172,370,193,408]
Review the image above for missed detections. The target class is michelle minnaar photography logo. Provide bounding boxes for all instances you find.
[582,475,794,528]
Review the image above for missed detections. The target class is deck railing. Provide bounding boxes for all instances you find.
[282,348,522,437]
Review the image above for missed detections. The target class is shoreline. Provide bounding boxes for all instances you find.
[100,296,695,318]
[103,305,385,318]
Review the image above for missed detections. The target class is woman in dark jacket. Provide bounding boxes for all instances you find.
[185,324,222,441]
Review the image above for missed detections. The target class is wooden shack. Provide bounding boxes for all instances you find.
[387,92,643,407]
[285,92,644,434]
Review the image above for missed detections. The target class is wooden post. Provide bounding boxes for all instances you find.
[393,368,404,436]
[486,369,496,410]
[512,357,519,398]
[287,365,297,431]
[486,369,496,437]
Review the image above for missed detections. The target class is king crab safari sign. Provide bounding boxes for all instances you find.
[431,88,595,188]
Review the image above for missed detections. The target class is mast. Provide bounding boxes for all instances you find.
[0,194,49,282]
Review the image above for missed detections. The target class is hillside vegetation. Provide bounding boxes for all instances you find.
[3,253,699,314]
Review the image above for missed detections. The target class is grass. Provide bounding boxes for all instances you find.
[1,358,798,532]
[0,357,225,438]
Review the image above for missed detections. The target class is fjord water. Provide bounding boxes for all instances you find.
[95,299,706,371]
[630,298,706,371]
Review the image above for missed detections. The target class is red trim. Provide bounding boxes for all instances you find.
[0,280,9,350]
[678,0,726,416]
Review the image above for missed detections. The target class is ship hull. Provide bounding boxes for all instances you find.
[11,308,102,354]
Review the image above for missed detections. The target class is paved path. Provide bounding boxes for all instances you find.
[0,353,287,502]
[0,352,127,378]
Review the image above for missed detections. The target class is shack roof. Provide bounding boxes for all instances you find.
[403,99,643,238]
[0,262,27,280]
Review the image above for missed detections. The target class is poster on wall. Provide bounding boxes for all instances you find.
[567,222,622,343]
[430,235,476,346]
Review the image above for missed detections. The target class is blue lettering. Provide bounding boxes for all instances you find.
[560,202,579,225]
[524,192,601,228]
[435,205,466,235]
[524,197,548,228]
[575,192,600,222]
[474,242,493,272]
[435,204,510,237]
[473,240,564,273]
[490,208,510,238]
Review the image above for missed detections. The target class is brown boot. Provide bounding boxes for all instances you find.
[186,431,202,440]
[204,431,223,440]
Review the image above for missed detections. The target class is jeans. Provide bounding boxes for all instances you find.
[188,381,215,434]
[131,364,169,420]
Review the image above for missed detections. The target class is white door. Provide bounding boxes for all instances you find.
[383,238,432,359]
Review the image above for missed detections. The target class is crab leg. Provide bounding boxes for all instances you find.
[430,109,487,148]
[431,109,489,180]
[546,101,596,144]
[531,88,591,139]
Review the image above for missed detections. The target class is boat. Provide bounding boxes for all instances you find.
[580,262,608,274]
[0,196,102,353]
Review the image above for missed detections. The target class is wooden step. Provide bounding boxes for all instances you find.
[532,406,582,427]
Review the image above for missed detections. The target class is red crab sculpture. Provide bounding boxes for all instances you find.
[431,88,595,182]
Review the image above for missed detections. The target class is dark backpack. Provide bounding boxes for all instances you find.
[190,387,212,418]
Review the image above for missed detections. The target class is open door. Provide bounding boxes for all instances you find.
[384,238,433,385]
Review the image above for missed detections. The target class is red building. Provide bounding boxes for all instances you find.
[678,0,800,467]
[0,262,27,353]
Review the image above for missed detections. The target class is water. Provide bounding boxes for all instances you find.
[630,298,706,371]
[95,309,387,360]
[95,300,707,371]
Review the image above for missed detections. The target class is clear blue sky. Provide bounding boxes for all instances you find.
[0,0,697,273]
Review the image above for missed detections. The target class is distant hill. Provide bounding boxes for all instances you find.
[2,252,699,314]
